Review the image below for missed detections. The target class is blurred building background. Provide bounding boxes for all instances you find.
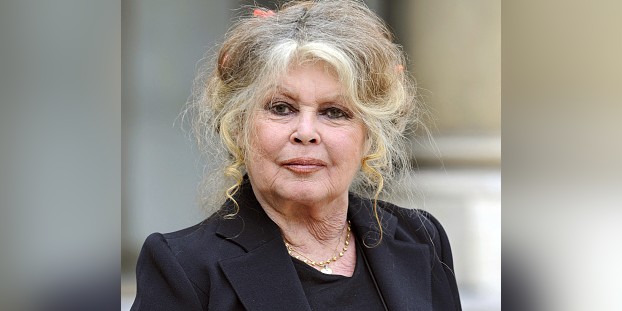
[121,1,500,310]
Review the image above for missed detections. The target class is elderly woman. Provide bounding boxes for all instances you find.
[131,1,461,310]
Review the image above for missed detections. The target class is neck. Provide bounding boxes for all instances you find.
[254,188,347,247]
[253,190,357,276]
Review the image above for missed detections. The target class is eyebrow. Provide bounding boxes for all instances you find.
[273,86,348,104]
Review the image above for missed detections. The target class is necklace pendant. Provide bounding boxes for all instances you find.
[320,265,332,274]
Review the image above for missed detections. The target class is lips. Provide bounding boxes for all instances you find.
[280,157,326,174]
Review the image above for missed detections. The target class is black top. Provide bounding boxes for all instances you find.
[292,243,386,310]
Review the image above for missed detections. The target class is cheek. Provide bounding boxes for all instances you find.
[350,124,367,154]
[328,127,366,161]
[249,120,284,159]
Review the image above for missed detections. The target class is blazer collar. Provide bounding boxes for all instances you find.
[215,183,432,310]
[215,181,312,310]
[215,180,281,252]
[349,194,433,311]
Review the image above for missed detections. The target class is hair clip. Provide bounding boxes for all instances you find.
[253,8,275,18]
[395,64,405,72]
[220,53,230,68]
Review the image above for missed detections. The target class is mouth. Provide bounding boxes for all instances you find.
[280,157,326,174]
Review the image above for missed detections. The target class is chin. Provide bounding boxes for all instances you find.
[275,182,340,205]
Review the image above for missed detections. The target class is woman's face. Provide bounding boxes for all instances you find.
[246,62,366,206]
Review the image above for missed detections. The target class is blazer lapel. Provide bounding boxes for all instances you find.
[349,195,433,311]
[216,182,311,311]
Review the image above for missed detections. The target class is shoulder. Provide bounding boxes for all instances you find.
[152,215,220,255]
[141,212,244,268]
[376,200,454,266]
[348,194,449,249]
[132,220,215,310]
[133,213,243,310]
[376,201,447,240]
[136,214,237,290]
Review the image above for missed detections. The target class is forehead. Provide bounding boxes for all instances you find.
[273,62,347,101]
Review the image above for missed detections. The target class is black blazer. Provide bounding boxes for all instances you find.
[131,182,461,310]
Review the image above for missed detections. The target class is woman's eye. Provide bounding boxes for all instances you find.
[268,102,294,116]
[323,107,349,119]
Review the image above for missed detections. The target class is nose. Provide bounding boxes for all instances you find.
[290,113,321,145]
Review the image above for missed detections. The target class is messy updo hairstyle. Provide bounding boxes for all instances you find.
[189,0,424,234]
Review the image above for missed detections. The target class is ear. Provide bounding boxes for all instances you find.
[362,130,374,157]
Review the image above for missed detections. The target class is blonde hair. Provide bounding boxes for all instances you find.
[189,0,424,238]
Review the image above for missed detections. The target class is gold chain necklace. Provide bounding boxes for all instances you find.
[284,220,351,274]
